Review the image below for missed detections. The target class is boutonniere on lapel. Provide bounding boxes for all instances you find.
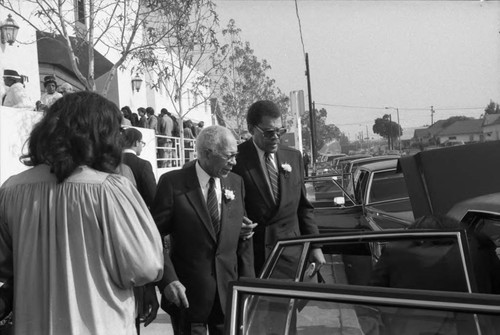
[280,163,292,178]
[223,188,235,202]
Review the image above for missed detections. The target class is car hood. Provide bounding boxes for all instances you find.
[398,141,500,219]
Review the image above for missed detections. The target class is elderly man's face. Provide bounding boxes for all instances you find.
[200,135,238,178]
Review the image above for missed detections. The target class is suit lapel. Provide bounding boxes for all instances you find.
[183,164,217,242]
[241,141,276,207]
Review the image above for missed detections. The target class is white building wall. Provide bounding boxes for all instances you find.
[0,7,40,107]
[483,124,500,141]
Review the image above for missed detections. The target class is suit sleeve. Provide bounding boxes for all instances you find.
[297,153,319,236]
[237,180,255,278]
[151,174,178,290]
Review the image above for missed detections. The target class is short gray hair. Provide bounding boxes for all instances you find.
[196,125,235,155]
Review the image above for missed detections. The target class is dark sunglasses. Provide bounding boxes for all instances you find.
[254,125,287,139]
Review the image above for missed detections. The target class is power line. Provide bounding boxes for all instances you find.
[315,102,485,112]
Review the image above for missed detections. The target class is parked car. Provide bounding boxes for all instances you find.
[226,227,500,335]
[305,159,413,233]
[225,141,500,335]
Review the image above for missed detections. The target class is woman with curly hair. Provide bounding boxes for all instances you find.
[0,91,163,335]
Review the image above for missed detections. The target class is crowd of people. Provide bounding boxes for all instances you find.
[0,91,321,335]
[120,105,205,168]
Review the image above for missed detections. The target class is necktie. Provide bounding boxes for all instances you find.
[207,177,220,236]
[265,153,280,203]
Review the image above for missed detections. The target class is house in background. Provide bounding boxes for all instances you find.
[481,113,500,142]
[435,119,483,144]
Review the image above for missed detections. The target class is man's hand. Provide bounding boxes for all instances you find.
[163,280,189,308]
[240,216,258,240]
[310,248,326,267]
[142,285,159,327]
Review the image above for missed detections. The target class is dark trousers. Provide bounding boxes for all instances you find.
[169,294,224,335]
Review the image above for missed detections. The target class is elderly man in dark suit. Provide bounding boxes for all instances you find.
[122,128,157,208]
[152,125,254,335]
[232,100,325,275]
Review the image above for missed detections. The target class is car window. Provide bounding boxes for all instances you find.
[227,279,500,335]
[367,170,408,203]
[262,231,483,294]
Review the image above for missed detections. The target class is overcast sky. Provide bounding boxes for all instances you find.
[214,0,500,139]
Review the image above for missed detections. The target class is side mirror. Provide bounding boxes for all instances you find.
[333,197,345,206]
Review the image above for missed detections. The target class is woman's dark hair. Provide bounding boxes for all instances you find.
[22,91,123,183]
[122,128,143,148]
[131,113,140,127]
[121,106,133,120]
[246,100,281,127]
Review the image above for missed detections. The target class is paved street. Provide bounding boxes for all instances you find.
[140,292,174,335]
[141,310,173,335]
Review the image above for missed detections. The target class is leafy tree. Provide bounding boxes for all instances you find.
[0,0,188,95]
[372,114,402,150]
[484,100,500,115]
[133,0,221,164]
[211,19,289,138]
[301,107,342,158]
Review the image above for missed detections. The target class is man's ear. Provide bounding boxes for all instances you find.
[248,124,255,135]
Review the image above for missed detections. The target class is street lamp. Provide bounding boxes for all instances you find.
[131,73,143,92]
[385,106,401,152]
[0,14,20,45]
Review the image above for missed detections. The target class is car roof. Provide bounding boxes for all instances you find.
[350,155,400,167]
[447,192,500,222]
[334,154,371,163]
[357,159,399,172]
[398,141,500,218]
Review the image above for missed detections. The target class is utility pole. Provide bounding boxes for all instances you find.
[305,53,316,170]
[431,106,435,125]
[389,114,393,150]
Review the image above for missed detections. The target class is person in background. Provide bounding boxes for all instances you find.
[303,152,311,177]
[160,109,176,167]
[122,128,157,209]
[131,113,140,127]
[121,106,133,127]
[183,120,195,162]
[152,125,254,335]
[138,108,148,128]
[39,75,63,108]
[146,107,159,133]
[121,127,159,334]
[2,69,33,109]
[0,91,163,335]
[58,82,75,95]
[195,121,205,137]
[232,100,326,275]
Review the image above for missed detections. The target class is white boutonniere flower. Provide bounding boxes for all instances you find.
[281,163,292,173]
[224,189,235,201]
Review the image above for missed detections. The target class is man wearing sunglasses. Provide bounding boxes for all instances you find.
[233,100,326,275]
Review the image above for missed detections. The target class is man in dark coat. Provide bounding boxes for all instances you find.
[232,100,325,275]
[121,128,157,208]
[152,125,254,335]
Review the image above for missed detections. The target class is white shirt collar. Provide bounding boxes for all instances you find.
[196,161,220,189]
[252,138,275,160]
[123,149,137,156]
